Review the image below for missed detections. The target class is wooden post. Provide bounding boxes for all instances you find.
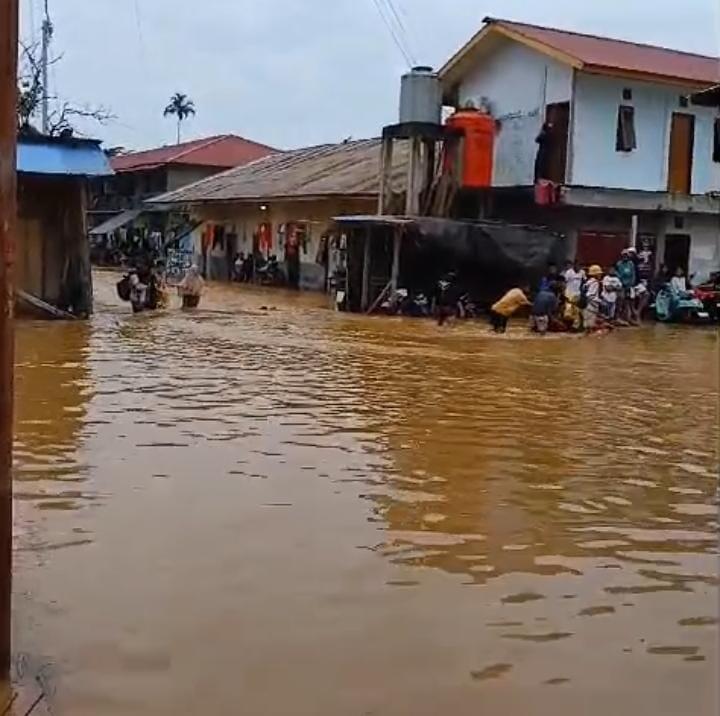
[360,226,371,311]
[75,180,93,316]
[377,138,393,216]
[405,136,423,216]
[390,227,401,293]
[0,0,19,679]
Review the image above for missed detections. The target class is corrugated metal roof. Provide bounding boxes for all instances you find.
[111,134,278,173]
[152,138,409,205]
[17,137,112,176]
[89,208,144,235]
[441,18,720,88]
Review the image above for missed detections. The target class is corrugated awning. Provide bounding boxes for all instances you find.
[333,215,414,226]
[89,209,143,236]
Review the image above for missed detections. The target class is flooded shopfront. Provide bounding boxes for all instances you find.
[11,274,718,715]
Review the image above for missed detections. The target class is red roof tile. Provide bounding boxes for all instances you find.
[442,18,720,87]
[111,134,278,173]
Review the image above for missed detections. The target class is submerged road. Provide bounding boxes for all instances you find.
[11,272,719,715]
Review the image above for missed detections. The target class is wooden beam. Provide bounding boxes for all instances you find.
[0,0,19,680]
[377,139,393,216]
[405,137,422,216]
[390,227,401,292]
[360,227,371,311]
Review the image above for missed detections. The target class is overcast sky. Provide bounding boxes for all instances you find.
[20,0,720,151]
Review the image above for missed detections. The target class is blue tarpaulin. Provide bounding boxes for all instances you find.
[17,136,112,176]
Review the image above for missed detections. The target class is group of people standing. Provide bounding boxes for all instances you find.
[490,246,664,335]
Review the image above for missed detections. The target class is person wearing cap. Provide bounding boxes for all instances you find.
[583,265,603,331]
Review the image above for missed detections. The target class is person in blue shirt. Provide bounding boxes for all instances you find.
[616,249,637,288]
[530,283,559,334]
[615,249,637,323]
[539,263,560,292]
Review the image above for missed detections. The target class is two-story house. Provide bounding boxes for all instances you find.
[88,134,277,237]
[440,18,720,282]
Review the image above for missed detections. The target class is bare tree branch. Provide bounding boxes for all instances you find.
[17,40,113,137]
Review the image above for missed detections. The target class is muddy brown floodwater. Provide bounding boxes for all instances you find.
[10,271,719,715]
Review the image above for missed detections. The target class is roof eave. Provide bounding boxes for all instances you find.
[581,64,717,90]
[439,21,582,90]
[152,192,379,207]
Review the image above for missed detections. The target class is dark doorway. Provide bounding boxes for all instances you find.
[668,113,695,194]
[664,234,690,275]
[543,102,570,184]
[284,224,302,289]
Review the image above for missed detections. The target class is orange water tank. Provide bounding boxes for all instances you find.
[445,109,495,188]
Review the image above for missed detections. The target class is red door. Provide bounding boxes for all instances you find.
[576,230,629,270]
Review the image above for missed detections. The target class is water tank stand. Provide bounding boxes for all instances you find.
[378,122,453,217]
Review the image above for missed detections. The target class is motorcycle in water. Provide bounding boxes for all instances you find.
[379,289,431,317]
[693,273,720,323]
[256,256,283,286]
[457,293,479,319]
[653,284,710,324]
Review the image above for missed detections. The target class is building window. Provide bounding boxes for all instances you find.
[616,105,637,152]
[678,95,689,108]
[713,117,720,163]
[622,88,632,101]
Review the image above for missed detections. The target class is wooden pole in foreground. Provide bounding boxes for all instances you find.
[0,0,19,678]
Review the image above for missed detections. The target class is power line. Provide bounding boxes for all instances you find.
[369,0,413,67]
[388,0,420,62]
[381,0,416,63]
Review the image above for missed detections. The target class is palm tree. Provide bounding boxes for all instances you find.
[163,93,196,144]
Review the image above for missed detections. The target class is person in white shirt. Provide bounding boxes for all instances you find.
[670,267,689,294]
[601,267,623,321]
[563,260,586,299]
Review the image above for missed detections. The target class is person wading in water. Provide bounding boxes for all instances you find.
[178,265,205,309]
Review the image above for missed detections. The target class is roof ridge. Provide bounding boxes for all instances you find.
[487,17,720,62]
[169,135,229,164]
[114,135,223,160]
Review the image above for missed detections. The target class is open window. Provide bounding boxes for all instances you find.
[616,105,637,152]
[713,117,720,163]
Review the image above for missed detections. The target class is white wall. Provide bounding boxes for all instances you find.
[457,38,573,186]
[653,214,720,284]
[572,73,720,193]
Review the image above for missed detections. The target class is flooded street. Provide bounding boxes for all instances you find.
[11,272,719,715]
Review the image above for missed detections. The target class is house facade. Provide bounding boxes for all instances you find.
[440,18,720,282]
[152,139,409,290]
[87,134,277,238]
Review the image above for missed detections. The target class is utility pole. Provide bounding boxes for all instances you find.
[41,0,53,134]
[0,0,19,680]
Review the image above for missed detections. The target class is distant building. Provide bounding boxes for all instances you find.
[88,134,278,238]
[440,18,720,281]
[152,138,408,289]
[17,134,112,316]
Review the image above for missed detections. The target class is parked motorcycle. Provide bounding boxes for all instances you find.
[256,256,283,286]
[693,273,720,323]
[653,284,711,324]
